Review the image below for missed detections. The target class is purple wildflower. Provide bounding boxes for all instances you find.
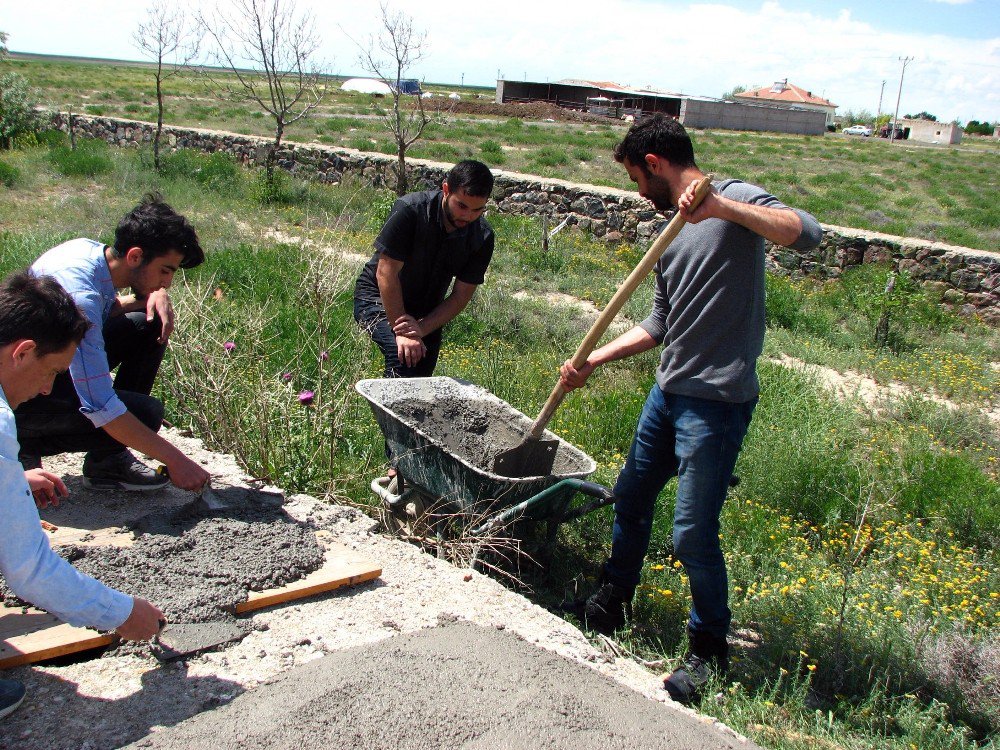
[223,341,236,353]
[281,372,294,383]
[319,350,329,362]
[298,390,315,406]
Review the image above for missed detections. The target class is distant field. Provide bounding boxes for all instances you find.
[7,55,1000,251]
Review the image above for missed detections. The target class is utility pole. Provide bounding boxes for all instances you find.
[891,57,913,144]
[877,79,886,121]
[461,72,464,87]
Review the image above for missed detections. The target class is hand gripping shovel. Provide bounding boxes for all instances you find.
[493,176,713,478]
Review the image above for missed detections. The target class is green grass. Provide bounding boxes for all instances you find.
[0,139,997,750]
[7,56,999,251]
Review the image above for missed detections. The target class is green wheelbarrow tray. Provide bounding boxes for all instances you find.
[356,377,615,532]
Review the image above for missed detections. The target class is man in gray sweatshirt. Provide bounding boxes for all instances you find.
[560,115,823,704]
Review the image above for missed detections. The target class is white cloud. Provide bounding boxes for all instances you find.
[7,0,1000,122]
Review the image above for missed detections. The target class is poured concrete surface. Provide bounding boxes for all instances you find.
[124,621,758,750]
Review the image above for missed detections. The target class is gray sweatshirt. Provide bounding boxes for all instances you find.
[638,179,823,403]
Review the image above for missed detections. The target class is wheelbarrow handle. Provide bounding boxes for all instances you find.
[469,478,615,537]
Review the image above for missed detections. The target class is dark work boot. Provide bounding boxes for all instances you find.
[663,627,730,705]
[581,579,633,636]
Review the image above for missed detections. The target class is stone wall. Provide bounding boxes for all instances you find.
[49,111,1000,323]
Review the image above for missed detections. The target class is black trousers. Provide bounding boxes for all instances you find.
[15,311,166,464]
[353,296,442,378]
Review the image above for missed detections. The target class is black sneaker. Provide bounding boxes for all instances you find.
[0,679,26,721]
[82,450,169,492]
[663,629,729,705]
[581,581,633,636]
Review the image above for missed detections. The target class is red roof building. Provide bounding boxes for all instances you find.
[735,79,837,127]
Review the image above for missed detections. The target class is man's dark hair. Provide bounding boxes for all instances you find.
[613,114,697,172]
[444,160,494,197]
[112,192,204,269]
[0,271,90,355]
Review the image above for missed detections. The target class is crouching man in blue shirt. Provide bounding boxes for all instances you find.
[0,272,165,720]
[15,194,210,492]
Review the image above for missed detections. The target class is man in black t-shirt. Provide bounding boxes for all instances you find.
[353,160,495,379]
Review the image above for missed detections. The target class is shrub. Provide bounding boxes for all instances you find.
[48,138,113,177]
[532,146,569,167]
[160,148,242,192]
[36,129,67,148]
[248,168,309,205]
[0,159,19,187]
[0,71,41,148]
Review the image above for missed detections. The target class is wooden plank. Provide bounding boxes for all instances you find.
[46,524,135,548]
[0,543,380,668]
[0,607,115,669]
[235,542,381,614]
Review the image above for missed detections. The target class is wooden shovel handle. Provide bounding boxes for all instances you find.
[526,176,714,440]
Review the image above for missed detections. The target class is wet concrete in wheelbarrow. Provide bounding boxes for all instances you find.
[391,396,583,476]
[123,620,759,750]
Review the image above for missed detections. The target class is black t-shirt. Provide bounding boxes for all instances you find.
[354,189,495,318]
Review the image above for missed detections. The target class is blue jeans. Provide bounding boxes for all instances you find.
[604,385,756,638]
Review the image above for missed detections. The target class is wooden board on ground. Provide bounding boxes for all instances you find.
[0,542,381,669]
[44,523,135,548]
[0,606,116,669]
[236,541,382,613]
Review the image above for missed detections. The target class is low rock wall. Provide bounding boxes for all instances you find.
[49,111,1000,323]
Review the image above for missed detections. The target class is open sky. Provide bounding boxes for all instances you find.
[5,0,999,123]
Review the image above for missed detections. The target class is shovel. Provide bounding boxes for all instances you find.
[493,176,714,478]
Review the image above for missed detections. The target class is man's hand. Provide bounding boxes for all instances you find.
[677,179,721,224]
[396,335,427,369]
[163,454,210,492]
[145,289,175,344]
[115,597,165,641]
[391,314,424,340]
[559,359,596,391]
[25,469,68,509]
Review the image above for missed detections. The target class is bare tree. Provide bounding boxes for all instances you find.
[199,0,324,188]
[133,2,201,171]
[355,3,431,196]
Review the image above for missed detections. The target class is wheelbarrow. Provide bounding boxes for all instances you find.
[355,377,615,543]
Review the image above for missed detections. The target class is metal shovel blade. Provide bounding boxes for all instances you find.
[492,437,559,478]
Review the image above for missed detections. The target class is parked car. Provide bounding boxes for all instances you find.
[843,124,873,136]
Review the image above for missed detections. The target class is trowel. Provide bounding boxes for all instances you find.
[152,619,247,661]
[493,176,714,478]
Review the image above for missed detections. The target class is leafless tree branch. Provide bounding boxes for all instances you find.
[133,1,202,170]
[198,0,325,187]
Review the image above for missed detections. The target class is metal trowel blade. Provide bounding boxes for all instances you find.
[152,621,246,661]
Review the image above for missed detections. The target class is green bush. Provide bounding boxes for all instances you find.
[0,71,41,148]
[248,168,309,205]
[48,138,114,177]
[36,128,67,148]
[0,159,20,187]
[531,146,569,167]
[160,148,242,192]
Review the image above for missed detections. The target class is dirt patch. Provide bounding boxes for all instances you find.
[121,621,756,750]
[434,98,616,125]
[513,290,635,334]
[770,354,1000,431]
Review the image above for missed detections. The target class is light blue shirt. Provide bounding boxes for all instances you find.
[31,238,128,428]
[0,387,132,630]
